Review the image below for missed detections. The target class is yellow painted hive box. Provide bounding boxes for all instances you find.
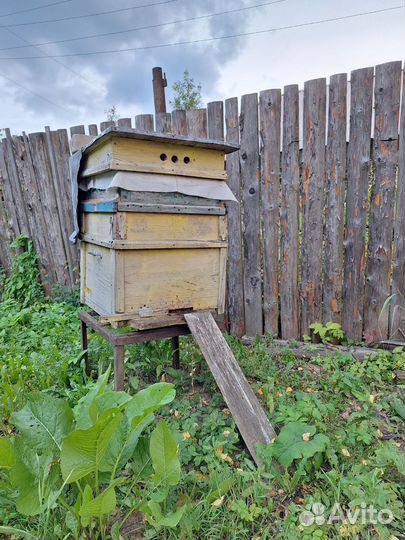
[78,128,238,324]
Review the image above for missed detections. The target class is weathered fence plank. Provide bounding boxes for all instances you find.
[240,93,262,336]
[171,110,187,136]
[100,121,115,132]
[364,61,402,342]
[45,127,74,285]
[260,89,281,336]
[54,129,80,279]
[0,177,12,271]
[300,78,327,336]
[186,109,207,138]
[21,131,56,287]
[225,97,245,336]
[323,73,347,324]
[391,65,405,339]
[11,133,53,288]
[343,66,374,341]
[155,112,172,133]
[280,85,300,339]
[207,101,224,141]
[4,129,31,237]
[135,114,154,132]
[88,124,98,136]
[70,125,85,137]
[28,132,70,285]
[0,143,20,242]
[117,118,132,128]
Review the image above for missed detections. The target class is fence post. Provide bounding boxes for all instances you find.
[225,98,245,337]
[343,66,374,341]
[391,63,405,339]
[323,73,347,325]
[364,61,402,342]
[260,89,281,336]
[240,93,262,337]
[280,85,300,339]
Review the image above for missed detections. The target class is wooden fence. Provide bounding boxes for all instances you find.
[0,60,404,343]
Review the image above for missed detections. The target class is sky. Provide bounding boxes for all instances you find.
[0,0,403,134]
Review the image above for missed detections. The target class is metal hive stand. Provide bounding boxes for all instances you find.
[79,311,190,390]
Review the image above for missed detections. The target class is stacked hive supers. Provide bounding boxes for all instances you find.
[77,128,238,325]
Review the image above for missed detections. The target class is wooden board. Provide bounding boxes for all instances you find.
[186,109,207,138]
[343,67,374,340]
[155,112,172,134]
[280,85,300,339]
[323,73,347,324]
[11,133,54,289]
[82,243,115,315]
[0,142,20,242]
[364,61,402,343]
[225,97,245,336]
[117,118,132,128]
[185,311,276,464]
[81,244,227,318]
[0,175,12,271]
[260,88,281,336]
[300,78,327,336]
[391,63,405,339]
[171,110,187,136]
[135,115,154,132]
[207,101,224,141]
[81,136,227,180]
[240,93,263,336]
[4,129,30,237]
[82,212,227,245]
[28,132,71,285]
[122,248,224,314]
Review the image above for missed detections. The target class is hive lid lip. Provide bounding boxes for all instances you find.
[82,126,240,154]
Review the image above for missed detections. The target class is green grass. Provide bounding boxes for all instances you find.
[0,290,405,538]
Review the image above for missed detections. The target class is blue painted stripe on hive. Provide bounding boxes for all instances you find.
[80,200,118,213]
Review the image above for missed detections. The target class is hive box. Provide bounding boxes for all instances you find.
[78,128,238,325]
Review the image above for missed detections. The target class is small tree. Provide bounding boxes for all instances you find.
[170,69,202,110]
[104,105,120,122]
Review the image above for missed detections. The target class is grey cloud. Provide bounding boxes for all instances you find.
[0,0,254,129]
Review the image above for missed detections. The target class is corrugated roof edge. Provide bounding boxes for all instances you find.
[82,126,240,155]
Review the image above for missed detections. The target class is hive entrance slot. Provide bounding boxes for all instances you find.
[169,307,194,315]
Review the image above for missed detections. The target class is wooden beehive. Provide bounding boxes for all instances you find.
[78,128,238,325]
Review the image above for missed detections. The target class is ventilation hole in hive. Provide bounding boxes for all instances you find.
[171,155,178,163]
[183,156,190,164]
[160,153,167,161]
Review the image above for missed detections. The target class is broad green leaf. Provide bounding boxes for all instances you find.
[80,484,93,528]
[261,422,330,468]
[144,501,186,528]
[10,393,73,453]
[126,383,175,427]
[206,477,234,504]
[131,436,153,478]
[95,390,132,415]
[79,484,117,520]
[61,409,122,482]
[391,397,405,419]
[0,437,16,469]
[374,442,405,475]
[74,367,111,430]
[150,420,180,487]
[65,510,79,539]
[10,460,41,516]
[99,411,154,474]
[9,439,56,516]
[0,526,35,538]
